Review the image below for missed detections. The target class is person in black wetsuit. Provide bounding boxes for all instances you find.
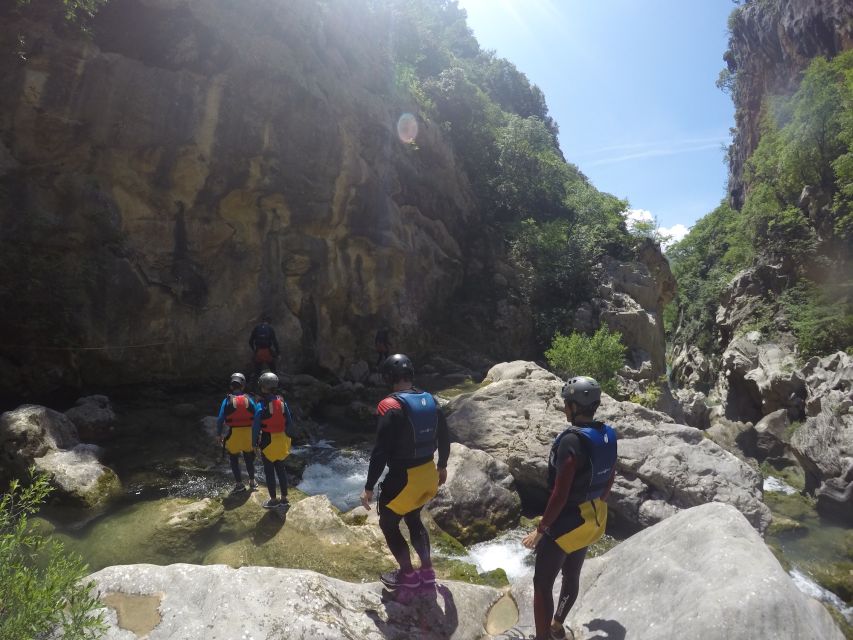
[521,376,618,640]
[249,317,280,378]
[252,371,294,510]
[360,353,451,590]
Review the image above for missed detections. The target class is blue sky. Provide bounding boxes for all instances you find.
[457,0,736,244]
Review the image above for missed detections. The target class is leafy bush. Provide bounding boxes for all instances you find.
[545,326,626,395]
[630,383,662,409]
[782,281,853,358]
[0,471,105,640]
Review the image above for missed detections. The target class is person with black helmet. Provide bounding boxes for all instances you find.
[360,354,451,590]
[249,316,280,379]
[521,376,618,640]
[251,371,294,510]
[216,373,258,493]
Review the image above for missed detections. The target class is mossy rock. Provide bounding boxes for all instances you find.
[767,515,808,537]
[764,491,816,521]
[432,557,509,588]
[588,534,620,558]
[809,561,853,603]
[760,460,806,492]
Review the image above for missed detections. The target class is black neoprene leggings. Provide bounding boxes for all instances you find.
[229,451,256,484]
[262,456,288,501]
[378,504,431,573]
[533,536,587,639]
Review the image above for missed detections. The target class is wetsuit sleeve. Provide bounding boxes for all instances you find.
[365,399,400,491]
[537,435,580,533]
[216,399,228,435]
[271,328,280,354]
[284,401,294,435]
[252,402,263,444]
[249,326,257,350]
[436,407,450,469]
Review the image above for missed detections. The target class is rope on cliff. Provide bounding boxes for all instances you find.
[0,342,250,352]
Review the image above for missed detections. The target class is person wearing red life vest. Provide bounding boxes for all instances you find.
[251,371,294,510]
[216,373,258,494]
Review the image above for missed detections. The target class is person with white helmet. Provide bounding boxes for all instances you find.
[522,376,618,640]
[252,371,294,510]
[216,373,259,494]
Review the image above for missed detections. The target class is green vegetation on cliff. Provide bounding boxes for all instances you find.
[670,50,853,357]
[380,0,635,346]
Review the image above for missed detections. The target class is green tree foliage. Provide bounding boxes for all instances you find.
[671,50,853,357]
[782,282,853,358]
[545,327,626,396]
[0,471,106,639]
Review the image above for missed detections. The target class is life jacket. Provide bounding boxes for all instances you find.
[253,324,274,349]
[260,396,288,434]
[224,394,253,427]
[547,422,617,502]
[391,390,438,460]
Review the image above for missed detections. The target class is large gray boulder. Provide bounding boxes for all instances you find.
[510,502,843,640]
[64,395,116,442]
[791,351,853,523]
[717,333,806,422]
[447,362,770,532]
[0,404,121,508]
[89,564,508,640]
[429,442,521,544]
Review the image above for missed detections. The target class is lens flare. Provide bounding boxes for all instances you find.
[397,113,418,144]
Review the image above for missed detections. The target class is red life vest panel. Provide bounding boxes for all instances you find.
[261,397,287,434]
[224,394,253,427]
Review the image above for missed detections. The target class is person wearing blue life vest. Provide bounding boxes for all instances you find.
[252,371,294,510]
[522,376,618,640]
[216,372,259,494]
[360,354,451,590]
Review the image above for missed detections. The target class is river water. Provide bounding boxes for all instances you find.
[32,387,851,628]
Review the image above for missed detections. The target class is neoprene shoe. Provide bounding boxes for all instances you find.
[550,622,569,639]
[419,567,436,585]
[248,480,258,491]
[262,498,280,508]
[380,570,420,589]
[231,483,247,494]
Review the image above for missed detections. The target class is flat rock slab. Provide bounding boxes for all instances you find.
[90,564,509,640]
[507,503,842,640]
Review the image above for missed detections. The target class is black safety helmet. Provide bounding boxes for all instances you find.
[561,376,601,413]
[258,371,279,393]
[381,353,414,385]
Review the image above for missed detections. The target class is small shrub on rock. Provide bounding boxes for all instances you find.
[545,326,626,395]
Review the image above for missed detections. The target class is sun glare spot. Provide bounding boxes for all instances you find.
[397,113,418,144]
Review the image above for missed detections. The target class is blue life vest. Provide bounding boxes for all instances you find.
[392,390,438,459]
[547,422,618,501]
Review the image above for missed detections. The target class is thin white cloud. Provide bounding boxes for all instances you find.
[575,136,728,157]
[584,142,723,167]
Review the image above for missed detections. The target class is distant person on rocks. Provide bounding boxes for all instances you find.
[249,317,280,378]
[521,376,618,640]
[360,354,450,590]
[216,372,258,494]
[374,326,391,368]
[252,371,293,510]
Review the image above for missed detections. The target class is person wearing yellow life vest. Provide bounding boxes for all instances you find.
[216,373,259,494]
[360,354,450,590]
[251,371,294,510]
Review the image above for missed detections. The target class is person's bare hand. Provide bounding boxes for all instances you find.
[360,489,373,511]
[438,467,448,486]
[522,530,542,550]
